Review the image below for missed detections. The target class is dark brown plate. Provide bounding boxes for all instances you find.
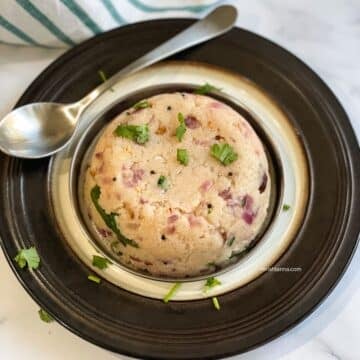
[0,20,359,359]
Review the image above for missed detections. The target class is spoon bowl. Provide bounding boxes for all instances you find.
[0,102,79,158]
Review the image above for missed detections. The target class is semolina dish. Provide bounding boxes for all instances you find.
[83,92,271,277]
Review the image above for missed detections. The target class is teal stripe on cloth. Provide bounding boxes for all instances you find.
[128,0,217,13]
[60,0,102,34]
[0,14,39,45]
[100,0,126,25]
[15,0,75,46]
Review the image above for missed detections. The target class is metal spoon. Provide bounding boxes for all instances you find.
[0,5,237,159]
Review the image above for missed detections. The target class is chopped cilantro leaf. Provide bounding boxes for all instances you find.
[157,175,169,190]
[163,283,181,303]
[133,100,151,110]
[204,277,221,293]
[38,309,54,323]
[283,204,291,211]
[176,112,186,141]
[210,142,238,165]
[228,236,235,247]
[194,83,221,95]
[92,255,112,270]
[91,185,139,248]
[177,148,189,165]
[88,274,101,284]
[114,124,149,144]
[212,296,220,310]
[14,247,40,269]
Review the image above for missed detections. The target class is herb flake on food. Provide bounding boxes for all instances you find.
[14,247,40,269]
[227,236,235,247]
[133,100,151,110]
[163,283,181,303]
[210,142,238,166]
[283,204,291,211]
[204,277,221,293]
[230,248,250,260]
[177,148,189,165]
[91,185,139,248]
[92,255,112,270]
[114,124,149,144]
[38,309,54,323]
[157,175,169,190]
[194,83,221,95]
[212,296,221,311]
[88,274,101,284]
[176,112,186,141]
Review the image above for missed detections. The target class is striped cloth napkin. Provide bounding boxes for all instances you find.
[0,0,219,48]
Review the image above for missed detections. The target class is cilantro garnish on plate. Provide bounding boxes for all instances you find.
[212,296,220,311]
[204,277,222,311]
[163,283,181,303]
[92,255,112,270]
[98,69,107,83]
[38,309,54,323]
[204,277,221,293]
[88,274,101,284]
[14,247,40,269]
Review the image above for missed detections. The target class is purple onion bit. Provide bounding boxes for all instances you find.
[97,227,112,238]
[219,188,232,201]
[185,115,201,129]
[242,211,255,225]
[241,194,256,225]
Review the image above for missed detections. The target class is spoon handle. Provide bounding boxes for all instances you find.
[79,4,237,107]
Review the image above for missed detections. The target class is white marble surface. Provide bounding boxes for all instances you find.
[0,0,359,359]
